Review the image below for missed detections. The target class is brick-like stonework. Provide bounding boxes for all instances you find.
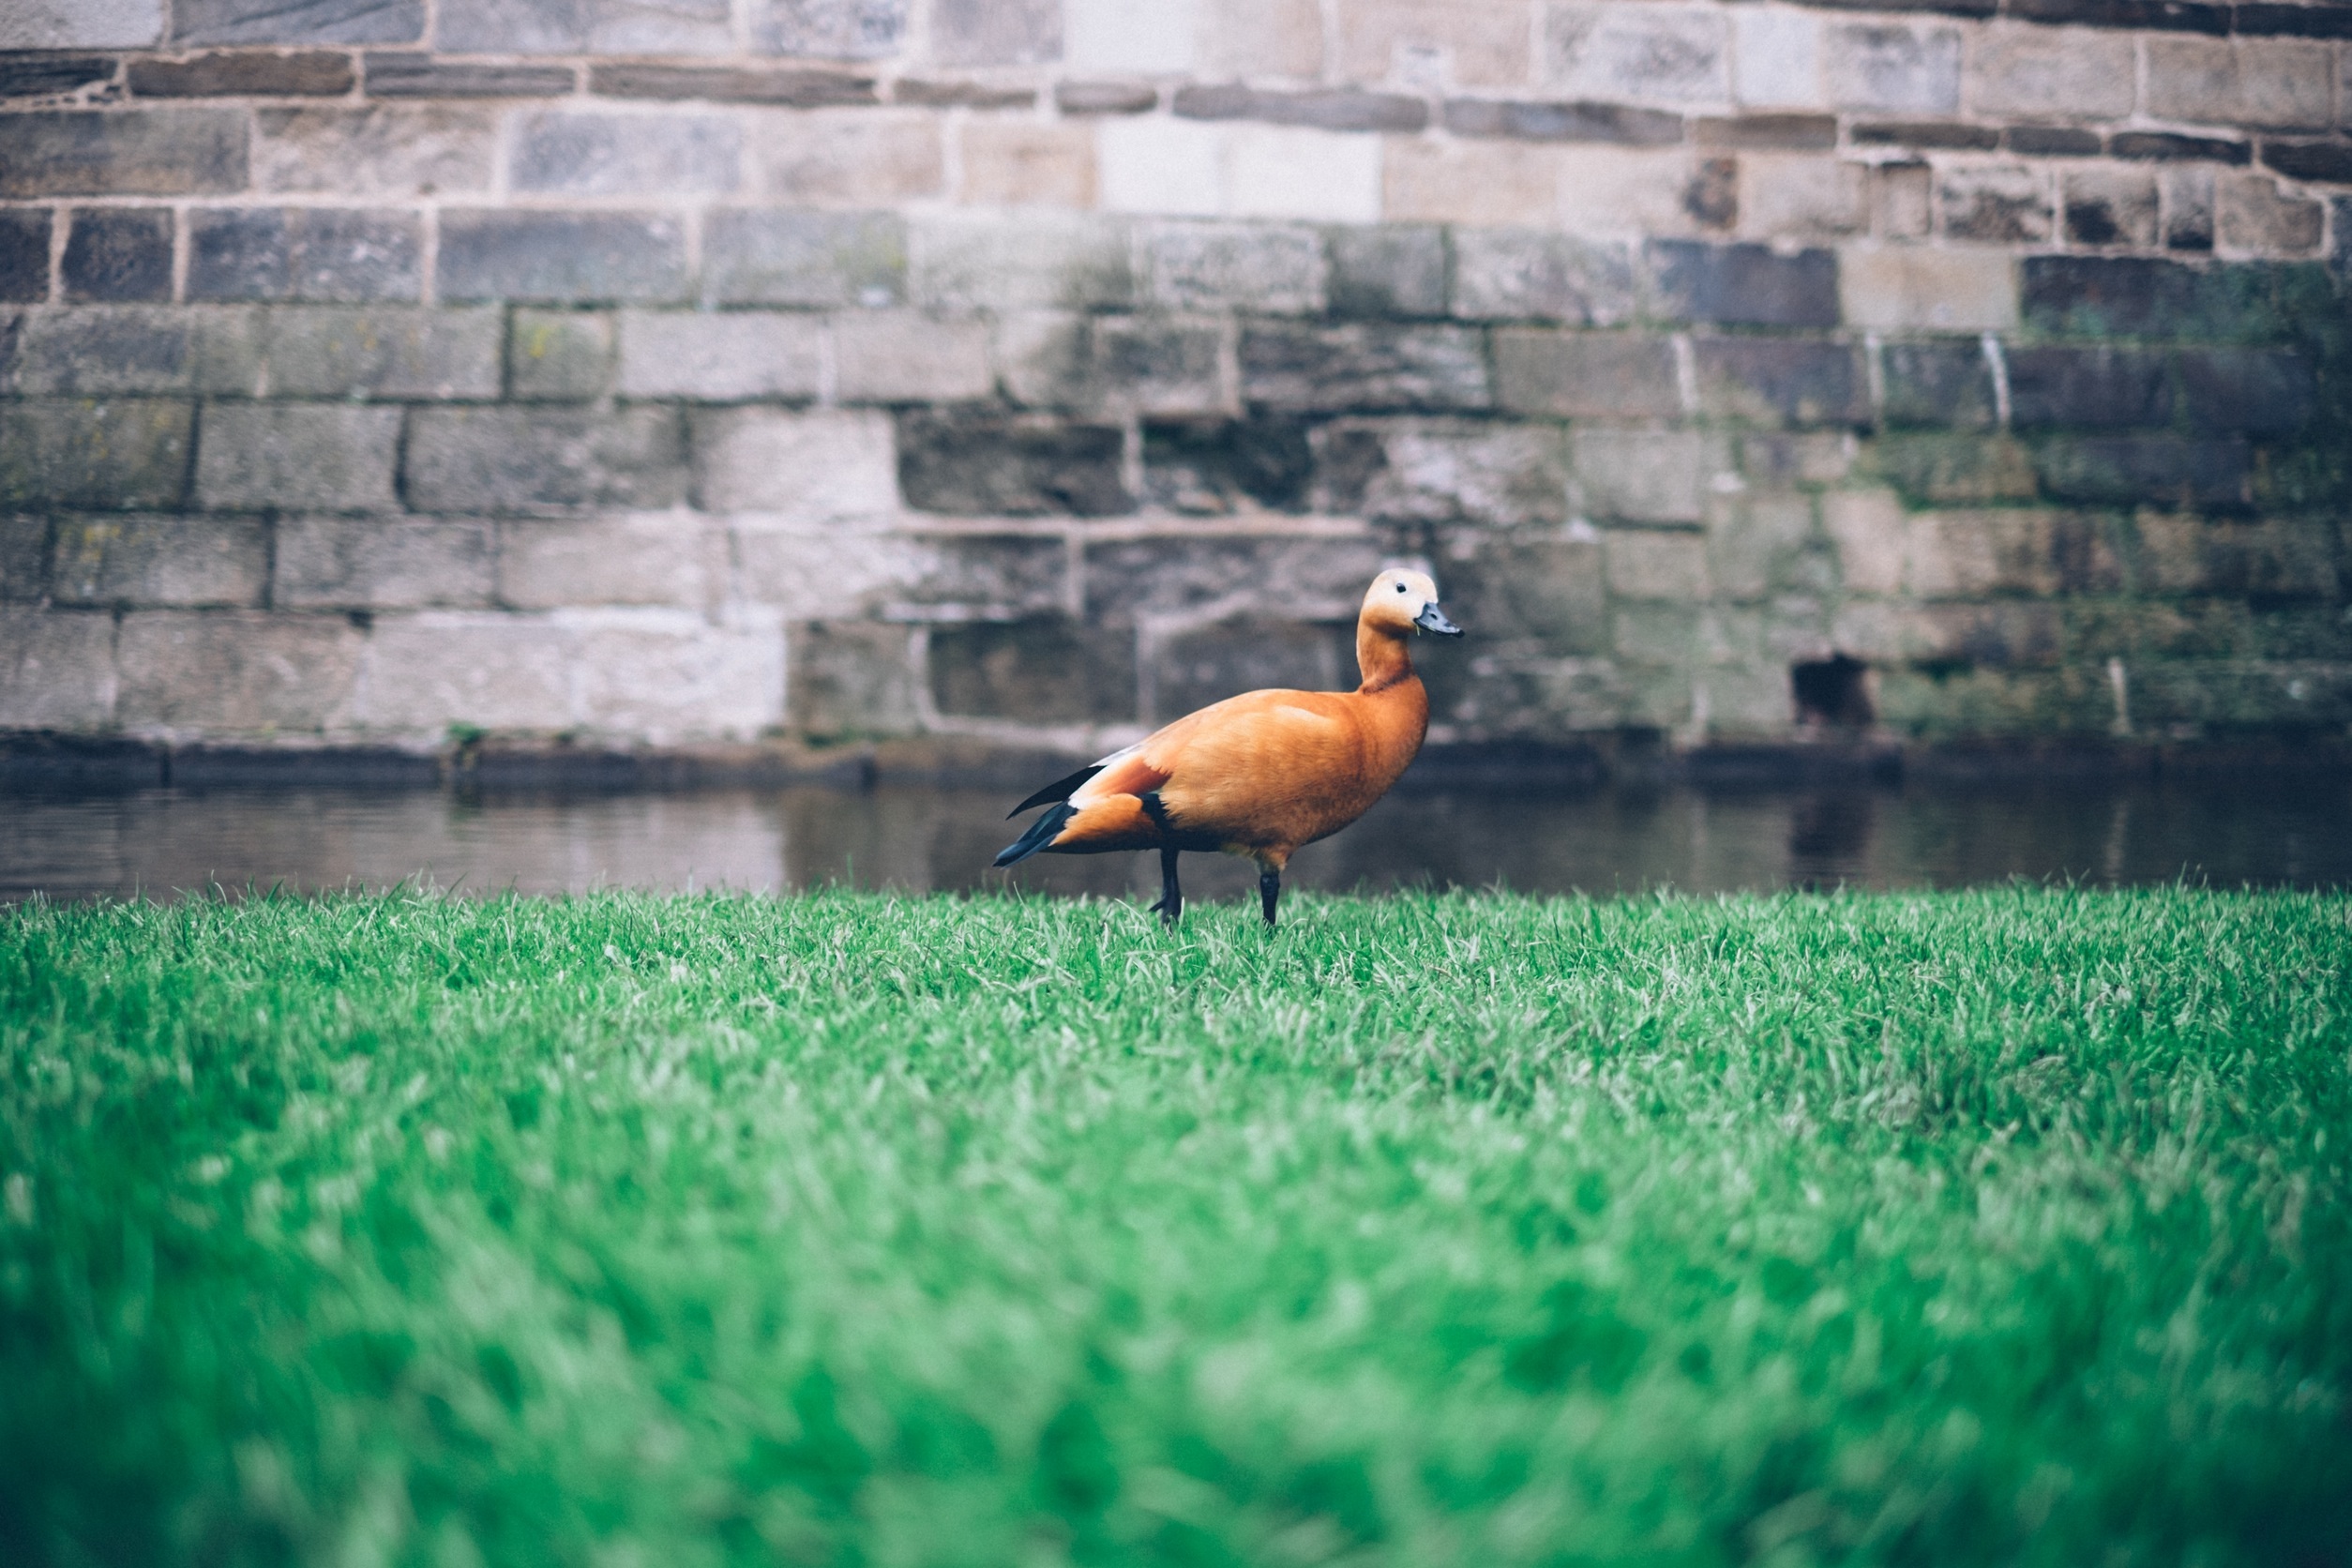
[1,0,2348,757]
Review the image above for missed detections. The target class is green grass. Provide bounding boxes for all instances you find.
[2,887,2348,1568]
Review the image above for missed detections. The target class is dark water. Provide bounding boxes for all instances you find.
[6,776,2350,904]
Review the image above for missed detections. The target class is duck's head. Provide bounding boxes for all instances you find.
[1362,568,1463,639]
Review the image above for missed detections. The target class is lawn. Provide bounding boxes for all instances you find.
[1,886,2347,1568]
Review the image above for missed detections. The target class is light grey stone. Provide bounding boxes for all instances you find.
[49,515,267,608]
[914,212,1134,311]
[508,310,616,400]
[404,407,688,515]
[0,0,162,48]
[1545,4,1729,104]
[196,404,402,514]
[1825,23,1961,114]
[0,608,115,728]
[252,106,499,199]
[439,0,731,54]
[752,0,910,57]
[1452,231,1637,324]
[115,611,365,732]
[931,0,1059,66]
[496,514,714,608]
[354,612,575,732]
[437,211,690,305]
[833,312,991,402]
[510,112,743,198]
[172,0,422,45]
[1570,429,1726,524]
[567,608,784,742]
[692,407,897,517]
[1343,419,1571,527]
[264,308,504,399]
[788,619,919,735]
[274,519,496,609]
[1147,223,1325,313]
[706,210,907,308]
[614,310,824,400]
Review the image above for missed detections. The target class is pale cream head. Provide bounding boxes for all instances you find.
[1361,568,1461,637]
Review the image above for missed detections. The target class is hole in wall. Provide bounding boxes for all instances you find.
[1791,655,1874,729]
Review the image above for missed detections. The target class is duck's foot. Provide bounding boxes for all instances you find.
[1152,846,1183,927]
[1259,866,1281,928]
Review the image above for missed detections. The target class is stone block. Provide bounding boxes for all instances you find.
[0,3,159,48]
[2063,168,2160,248]
[2006,126,2103,156]
[896,411,1126,517]
[497,514,713,610]
[1965,23,2134,117]
[960,121,1095,208]
[187,207,423,304]
[1493,330,1681,419]
[2163,168,2215,250]
[1648,241,1838,328]
[510,112,740,199]
[359,57,576,96]
[1822,488,1906,595]
[1937,165,2052,245]
[252,106,498,198]
[2034,435,2252,510]
[1904,508,2118,599]
[1383,138,1563,228]
[1544,4,1729,104]
[614,310,824,400]
[1873,161,1932,239]
[752,0,911,58]
[507,309,613,400]
[1442,534,1607,655]
[2132,512,2343,599]
[1326,226,1447,319]
[1006,314,1226,415]
[2261,140,2352,184]
[930,617,1137,722]
[0,306,265,396]
[49,515,266,608]
[0,110,247,197]
[126,50,353,96]
[2110,132,2251,164]
[1604,530,1708,600]
[1095,116,1226,218]
[1732,8,1823,110]
[2176,348,2314,437]
[1696,114,1838,152]
[692,407,897,517]
[2147,37,2334,130]
[1871,433,2039,505]
[1153,616,1354,716]
[1693,339,1864,428]
[1339,0,1530,86]
[570,607,785,742]
[1229,126,1384,224]
[588,65,877,104]
[833,311,992,402]
[274,518,495,609]
[354,612,574,733]
[1141,417,1312,513]
[1195,0,1320,78]
[1569,429,1721,524]
[0,211,51,303]
[1833,601,2062,670]
[2005,347,2173,430]
[789,619,918,736]
[1147,222,1325,312]
[736,528,1064,618]
[1332,418,1571,527]
[931,0,1058,64]
[173,0,420,44]
[405,407,689,515]
[1880,339,1998,430]
[195,403,401,514]
[437,0,730,53]
[913,212,1131,311]
[0,517,44,600]
[1852,121,1998,152]
[749,111,942,203]
[1705,492,1821,602]
[115,611,365,732]
[1058,81,1160,115]
[1737,156,1867,239]
[0,400,191,510]
[2216,173,2324,255]
[61,209,173,303]
[706,210,904,309]
[0,54,118,96]
[266,308,504,399]
[1082,535,1385,624]
[1238,323,1490,412]
[0,608,114,729]
[1610,601,1710,666]
[1824,23,1961,114]
[1173,84,1426,134]
[1837,246,2016,331]
[437,211,689,304]
[1441,98,1685,147]
[1739,431,1855,487]
[1451,230,1636,324]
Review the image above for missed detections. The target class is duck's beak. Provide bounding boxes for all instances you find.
[1414,603,1463,637]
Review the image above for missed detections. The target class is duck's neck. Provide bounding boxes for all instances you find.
[1355,622,1416,693]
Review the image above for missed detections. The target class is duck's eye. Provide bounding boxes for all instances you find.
[1395,583,1407,593]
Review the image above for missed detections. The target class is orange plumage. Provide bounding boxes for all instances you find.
[995,568,1464,927]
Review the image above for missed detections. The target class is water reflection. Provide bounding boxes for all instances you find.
[6,776,2349,904]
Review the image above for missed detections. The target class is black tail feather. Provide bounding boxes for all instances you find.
[1007,763,1103,820]
[993,801,1078,867]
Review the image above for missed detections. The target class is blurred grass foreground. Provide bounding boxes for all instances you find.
[3,887,2348,1566]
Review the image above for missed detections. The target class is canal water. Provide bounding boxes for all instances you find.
[6,776,2348,904]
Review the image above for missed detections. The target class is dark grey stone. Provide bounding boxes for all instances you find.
[928,618,1136,723]
[1878,339,1997,429]
[0,110,248,197]
[1850,121,1998,149]
[587,64,876,104]
[2109,132,2250,164]
[437,210,688,304]
[1493,330,1681,419]
[0,306,266,396]
[510,112,741,197]
[1452,230,1636,324]
[1090,318,1223,409]
[2177,349,2315,437]
[2005,125,2103,157]
[2005,347,2173,430]
[703,209,904,307]
[1173,84,1426,133]
[362,55,576,96]
[0,400,192,510]
[1055,80,1156,114]
[265,307,504,399]
[751,0,909,57]
[1081,535,1385,624]
[2003,0,2224,30]
[2236,3,2352,36]
[1155,616,1353,716]
[2019,255,2317,343]
[0,210,53,302]
[1326,226,1447,319]
[2260,141,2352,185]
[62,208,173,302]
[173,0,424,44]
[930,0,1058,65]
[891,79,1034,107]
[404,406,688,515]
[887,534,1068,614]
[896,411,1128,517]
[1239,323,1490,412]
[2035,434,2251,509]
[1441,98,1682,146]
[1141,418,1314,514]
[126,51,353,95]
[2166,169,2216,250]
[1647,241,1838,328]
[1693,339,1865,427]
[187,207,421,303]
[1694,114,1838,150]
[0,55,116,98]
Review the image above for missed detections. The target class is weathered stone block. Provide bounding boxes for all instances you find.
[1174,83,1426,133]
[1649,241,1838,327]
[1544,4,1729,103]
[354,612,573,733]
[694,407,897,518]
[1340,0,1529,86]
[274,518,495,609]
[1872,161,1933,240]
[1441,98,1684,147]
[405,408,689,516]
[1731,7,1823,110]
[2176,348,2314,437]
[126,50,353,95]
[1082,535,1386,623]
[1905,508,2119,598]
[1323,226,1445,319]
[1824,22,1961,113]
[1879,339,1998,430]
[752,0,911,58]
[748,110,942,204]
[437,0,730,53]
[50,515,265,607]
[2216,173,2324,254]
[1451,230,1636,324]
[706,210,904,309]
[267,308,503,399]
[931,0,1058,64]
[0,110,247,197]
[1442,534,1607,655]
[0,607,114,728]
[0,517,45,600]
[0,211,51,303]
[1695,339,1864,428]
[2018,255,2311,342]
[1147,223,1324,313]
[508,309,614,400]
[2063,168,2160,248]
[1822,488,1906,595]
[2133,511,2342,599]
[2035,435,2252,509]
[2163,167,2216,251]
[1610,601,1708,666]
[1383,138,1563,228]
[1325,418,1571,527]
[930,617,1136,722]
[511,112,742,199]
[913,212,1131,311]
[1937,165,2052,244]
[498,514,713,610]
[252,106,498,198]
[614,310,824,400]
[196,403,401,514]
[588,64,878,105]
[789,619,918,736]
[1870,433,2039,505]
[2147,37,2334,130]
[2005,347,2172,430]
[569,607,784,742]
[1833,600,2063,670]
[1006,315,1226,415]
[1226,125,1385,225]
[2007,126,2103,156]
[735,527,1064,617]
[1739,431,1855,487]
[1154,616,1352,716]
[1493,330,1681,420]
[188,208,423,304]
[360,57,576,96]
[0,54,117,96]
[959,121,1095,208]
[1736,155,1866,239]
[0,399,191,510]
[1,3,160,49]
[1570,429,1724,525]
[897,411,1125,517]
[1058,80,1159,114]
[61,209,173,303]
[833,311,992,402]
[437,211,689,305]
[1239,323,1489,412]
[0,306,265,396]
[1142,417,1312,514]
[173,0,420,44]
[115,611,364,732]
[1706,492,1820,601]
[1965,23,2134,117]
[2110,132,2250,164]
[1604,530,1709,600]
[1852,121,1998,152]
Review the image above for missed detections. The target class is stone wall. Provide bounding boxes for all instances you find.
[2,0,2348,764]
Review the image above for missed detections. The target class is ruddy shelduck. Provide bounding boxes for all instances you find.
[994,567,1464,927]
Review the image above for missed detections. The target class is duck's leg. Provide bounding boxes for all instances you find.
[1150,846,1183,927]
[1259,864,1282,928]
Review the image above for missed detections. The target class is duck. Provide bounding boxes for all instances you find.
[993,567,1464,927]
